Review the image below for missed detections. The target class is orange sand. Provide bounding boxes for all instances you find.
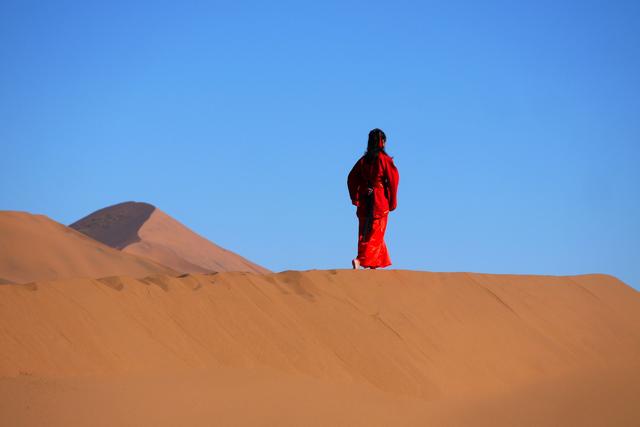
[1,270,639,426]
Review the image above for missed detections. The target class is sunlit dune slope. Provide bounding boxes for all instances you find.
[1,269,639,426]
[1,270,638,393]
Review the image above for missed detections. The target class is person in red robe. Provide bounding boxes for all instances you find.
[347,128,399,269]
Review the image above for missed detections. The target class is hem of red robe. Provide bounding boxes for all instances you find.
[358,260,392,269]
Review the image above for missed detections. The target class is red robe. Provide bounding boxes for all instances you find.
[347,152,399,268]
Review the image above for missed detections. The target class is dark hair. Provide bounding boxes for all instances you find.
[365,128,387,161]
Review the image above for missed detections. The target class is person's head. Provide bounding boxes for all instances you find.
[367,128,386,151]
[366,128,387,158]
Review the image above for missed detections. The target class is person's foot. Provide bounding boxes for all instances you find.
[351,258,361,270]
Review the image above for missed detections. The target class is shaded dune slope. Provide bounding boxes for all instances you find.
[70,202,269,274]
[67,201,155,249]
[1,270,638,398]
[0,211,175,283]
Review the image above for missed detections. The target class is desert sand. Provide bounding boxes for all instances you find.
[0,211,174,283]
[1,270,639,426]
[70,201,269,274]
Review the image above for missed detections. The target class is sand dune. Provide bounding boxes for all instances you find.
[0,211,174,283]
[70,201,269,274]
[1,270,639,425]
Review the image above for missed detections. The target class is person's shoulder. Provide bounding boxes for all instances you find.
[351,155,365,169]
[381,153,398,172]
[380,152,395,163]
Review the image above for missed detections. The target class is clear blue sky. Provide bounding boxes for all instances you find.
[1,1,639,288]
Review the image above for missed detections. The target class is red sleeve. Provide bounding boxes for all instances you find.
[384,157,399,211]
[347,159,361,206]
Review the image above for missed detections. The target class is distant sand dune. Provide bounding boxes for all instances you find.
[0,211,175,283]
[1,270,639,425]
[70,201,270,274]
